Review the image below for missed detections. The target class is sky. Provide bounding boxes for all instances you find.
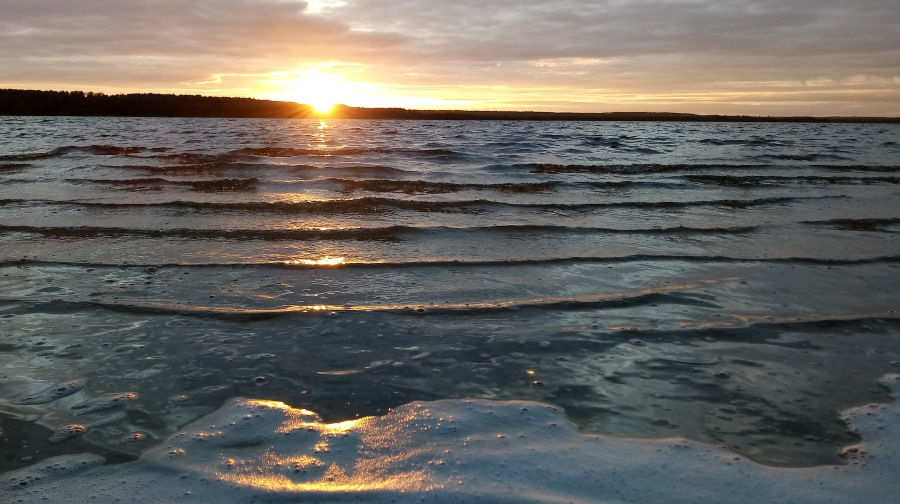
[2,0,899,116]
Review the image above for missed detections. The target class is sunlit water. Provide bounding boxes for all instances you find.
[1,117,899,471]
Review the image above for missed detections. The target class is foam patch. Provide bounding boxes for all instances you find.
[2,375,899,503]
[11,379,88,405]
[71,392,139,415]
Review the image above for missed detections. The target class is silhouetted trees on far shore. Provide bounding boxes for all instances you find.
[2,89,897,123]
[0,89,313,118]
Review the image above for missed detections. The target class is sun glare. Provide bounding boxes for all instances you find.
[260,65,481,112]
[289,256,346,266]
[311,100,335,115]
[267,70,347,114]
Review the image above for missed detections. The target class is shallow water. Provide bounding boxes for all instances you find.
[1,117,899,471]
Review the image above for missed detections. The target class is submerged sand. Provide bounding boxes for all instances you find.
[2,375,898,503]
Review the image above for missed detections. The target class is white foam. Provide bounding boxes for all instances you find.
[11,378,88,405]
[3,375,900,503]
[71,392,139,415]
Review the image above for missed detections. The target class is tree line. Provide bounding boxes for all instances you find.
[2,89,897,123]
[0,89,313,118]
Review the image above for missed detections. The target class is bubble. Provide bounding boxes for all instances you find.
[628,339,647,347]
[169,394,191,403]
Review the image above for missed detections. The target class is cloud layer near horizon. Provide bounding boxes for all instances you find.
[2,0,898,114]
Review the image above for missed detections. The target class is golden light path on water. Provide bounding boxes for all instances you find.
[289,256,347,266]
[212,399,439,493]
[68,277,734,317]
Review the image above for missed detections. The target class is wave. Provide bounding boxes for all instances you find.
[69,176,661,194]
[0,145,394,168]
[0,223,762,242]
[819,165,900,173]
[1,144,389,161]
[7,291,900,322]
[107,162,416,178]
[0,151,62,162]
[6,145,896,179]
[234,146,464,159]
[5,254,899,271]
[0,195,836,214]
[528,163,766,174]
[697,137,790,147]
[71,177,259,192]
[0,163,27,173]
[331,178,559,194]
[525,163,900,175]
[234,146,392,157]
[800,218,900,232]
[684,175,900,186]
[0,145,152,161]
[762,154,820,161]
[329,179,656,194]
[0,289,742,320]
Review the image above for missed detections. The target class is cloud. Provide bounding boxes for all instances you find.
[341,0,900,113]
[330,1,899,77]
[1,0,898,114]
[0,0,401,87]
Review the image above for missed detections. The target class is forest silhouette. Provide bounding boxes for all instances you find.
[1,89,897,123]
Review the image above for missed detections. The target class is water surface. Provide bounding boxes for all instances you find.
[1,117,899,470]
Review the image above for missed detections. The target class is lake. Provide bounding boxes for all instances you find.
[1,117,899,498]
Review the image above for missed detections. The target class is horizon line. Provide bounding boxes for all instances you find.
[2,88,899,122]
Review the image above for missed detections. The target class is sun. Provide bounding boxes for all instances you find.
[270,70,346,114]
[261,66,459,112]
[296,71,341,114]
[310,99,335,115]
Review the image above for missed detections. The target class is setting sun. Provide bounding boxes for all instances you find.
[266,69,347,114]
[259,66,469,113]
[311,101,335,114]
[301,71,340,113]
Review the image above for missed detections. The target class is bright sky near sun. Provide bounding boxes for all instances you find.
[1,0,898,116]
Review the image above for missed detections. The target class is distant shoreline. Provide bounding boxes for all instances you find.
[2,89,898,123]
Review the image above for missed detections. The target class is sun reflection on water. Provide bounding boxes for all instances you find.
[288,256,346,266]
[214,399,437,493]
[268,193,331,204]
